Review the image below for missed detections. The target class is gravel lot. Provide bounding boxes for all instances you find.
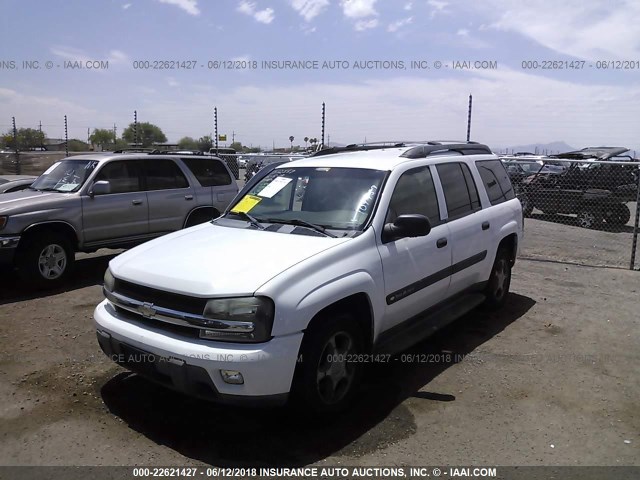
[0,218,638,467]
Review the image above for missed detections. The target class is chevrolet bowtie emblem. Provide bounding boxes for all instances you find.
[139,302,156,318]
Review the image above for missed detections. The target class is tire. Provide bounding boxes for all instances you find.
[484,248,512,310]
[293,313,364,414]
[17,233,75,289]
[519,194,533,217]
[604,204,631,226]
[576,209,602,229]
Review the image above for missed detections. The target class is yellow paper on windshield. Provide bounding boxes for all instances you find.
[231,194,262,213]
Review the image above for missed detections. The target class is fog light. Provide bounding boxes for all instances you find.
[220,370,244,385]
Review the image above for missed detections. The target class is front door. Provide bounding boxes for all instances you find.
[376,165,452,332]
[81,160,148,245]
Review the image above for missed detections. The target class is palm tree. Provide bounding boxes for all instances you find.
[289,135,294,152]
[304,136,309,150]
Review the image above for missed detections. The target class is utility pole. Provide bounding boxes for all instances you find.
[232,130,235,144]
[113,124,117,149]
[466,94,473,142]
[64,115,69,157]
[321,102,326,149]
[12,116,20,175]
[214,107,218,151]
[134,110,138,147]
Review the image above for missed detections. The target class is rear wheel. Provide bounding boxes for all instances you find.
[293,313,364,414]
[484,248,512,310]
[604,204,631,226]
[576,209,602,229]
[17,233,75,289]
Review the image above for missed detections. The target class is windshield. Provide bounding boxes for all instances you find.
[31,159,99,193]
[228,166,386,231]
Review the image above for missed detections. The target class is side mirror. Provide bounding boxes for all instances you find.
[382,214,431,243]
[90,180,111,197]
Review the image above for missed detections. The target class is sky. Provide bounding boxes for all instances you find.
[1,0,640,151]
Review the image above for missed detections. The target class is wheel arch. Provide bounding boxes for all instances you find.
[183,206,220,228]
[302,292,375,353]
[22,221,79,250]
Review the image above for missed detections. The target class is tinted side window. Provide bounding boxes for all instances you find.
[386,166,440,225]
[436,162,480,219]
[477,160,515,205]
[94,161,142,194]
[181,158,232,186]
[144,160,189,190]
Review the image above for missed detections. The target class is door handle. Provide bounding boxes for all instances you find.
[482,221,490,230]
[132,199,143,205]
[184,195,194,200]
[436,238,448,248]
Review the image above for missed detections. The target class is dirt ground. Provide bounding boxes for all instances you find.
[0,218,638,467]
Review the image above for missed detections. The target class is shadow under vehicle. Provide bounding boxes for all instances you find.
[518,147,639,229]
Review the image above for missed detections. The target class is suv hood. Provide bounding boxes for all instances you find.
[109,223,350,297]
[0,189,72,215]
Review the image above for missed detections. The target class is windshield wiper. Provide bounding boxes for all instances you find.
[265,218,337,238]
[224,211,265,230]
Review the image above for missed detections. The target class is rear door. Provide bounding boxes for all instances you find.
[435,161,493,294]
[143,159,194,234]
[376,165,452,331]
[81,160,148,244]
[180,157,238,213]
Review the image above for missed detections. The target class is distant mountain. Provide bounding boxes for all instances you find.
[494,141,576,156]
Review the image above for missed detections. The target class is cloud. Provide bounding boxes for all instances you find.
[457,28,469,36]
[133,69,640,150]
[290,0,329,21]
[254,8,275,23]
[355,18,379,31]
[50,46,129,66]
[469,0,640,60]
[237,1,275,24]
[156,0,200,16]
[427,0,449,17]
[237,1,254,15]
[388,16,413,32]
[404,2,413,10]
[341,0,378,18]
[122,3,132,9]
[167,77,180,87]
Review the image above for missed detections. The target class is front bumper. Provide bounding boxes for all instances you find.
[94,299,303,405]
[0,235,20,268]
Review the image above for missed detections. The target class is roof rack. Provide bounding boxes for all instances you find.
[311,140,491,158]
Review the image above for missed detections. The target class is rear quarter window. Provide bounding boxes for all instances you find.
[476,160,516,206]
[182,158,232,187]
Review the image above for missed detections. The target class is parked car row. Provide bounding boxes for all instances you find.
[501,148,639,229]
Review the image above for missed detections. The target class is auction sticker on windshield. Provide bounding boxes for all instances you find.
[231,194,262,213]
[257,176,292,198]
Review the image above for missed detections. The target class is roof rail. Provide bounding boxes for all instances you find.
[311,140,491,158]
[400,142,492,159]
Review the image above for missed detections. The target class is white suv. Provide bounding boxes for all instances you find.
[94,141,522,413]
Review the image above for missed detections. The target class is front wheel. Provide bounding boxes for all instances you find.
[293,313,364,414]
[484,248,512,310]
[17,233,75,289]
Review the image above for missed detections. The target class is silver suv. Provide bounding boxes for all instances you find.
[0,153,238,288]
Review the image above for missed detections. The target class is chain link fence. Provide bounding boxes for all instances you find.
[502,156,640,270]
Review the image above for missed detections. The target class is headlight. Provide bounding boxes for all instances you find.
[103,268,115,293]
[200,296,274,343]
[0,216,7,230]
